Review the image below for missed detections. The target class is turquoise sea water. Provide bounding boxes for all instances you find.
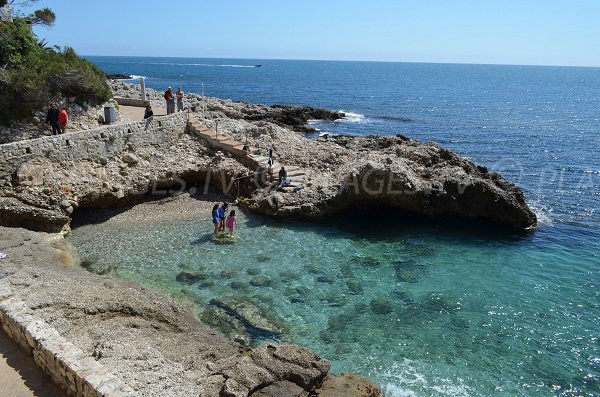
[71,58,600,396]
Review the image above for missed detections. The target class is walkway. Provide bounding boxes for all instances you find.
[186,119,309,189]
[0,329,65,397]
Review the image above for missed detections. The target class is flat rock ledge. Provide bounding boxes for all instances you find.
[0,226,381,396]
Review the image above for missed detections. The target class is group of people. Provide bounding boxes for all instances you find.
[164,86,185,115]
[45,103,69,135]
[212,202,237,236]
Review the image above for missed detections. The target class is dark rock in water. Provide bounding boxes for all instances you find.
[420,292,461,314]
[346,280,363,295]
[370,298,394,315]
[352,255,381,268]
[250,275,274,288]
[208,299,282,342]
[393,289,414,304]
[305,263,325,275]
[244,104,344,133]
[394,260,424,283]
[316,274,336,284]
[246,267,261,275]
[175,271,209,284]
[340,263,354,278]
[255,254,271,262]
[279,270,301,281]
[229,281,248,291]
[80,260,115,275]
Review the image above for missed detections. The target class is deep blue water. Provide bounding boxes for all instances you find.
[75,57,600,396]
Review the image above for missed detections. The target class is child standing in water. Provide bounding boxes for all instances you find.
[211,204,220,235]
[226,210,237,235]
[217,203,229,232]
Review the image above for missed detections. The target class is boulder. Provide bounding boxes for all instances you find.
[251,344,330,391]
[122,153,140,165]
[16,163,45,186]
[315,373,382,397]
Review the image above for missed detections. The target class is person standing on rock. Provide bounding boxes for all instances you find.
[144,104,154,130]
[58,107,69,133]
[164,87,175,114]
[46,103,61,135]
[176,87,185,112]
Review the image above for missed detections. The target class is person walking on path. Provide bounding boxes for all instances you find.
[58,107,68,133]
[46,103,61,135]
[164,87,175,114]
[226,210,237,235]
[144,104,154,130]
[176,87,185,112]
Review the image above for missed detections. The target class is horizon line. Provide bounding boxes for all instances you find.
[82,54,600,70]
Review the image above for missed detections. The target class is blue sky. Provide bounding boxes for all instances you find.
[25,0,600,66]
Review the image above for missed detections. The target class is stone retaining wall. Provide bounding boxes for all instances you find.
[0,280,137,396]
[0,112,187,179]
[114,97,149,107]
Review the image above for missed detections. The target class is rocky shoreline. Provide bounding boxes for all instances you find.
[0,80,538,396]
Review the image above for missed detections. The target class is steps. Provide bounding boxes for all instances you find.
[187,119,310,188]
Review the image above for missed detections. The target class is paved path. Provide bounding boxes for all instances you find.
[118,104,168,122]
[0,329,65,397]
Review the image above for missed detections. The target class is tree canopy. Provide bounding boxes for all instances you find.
[0,10,111,124]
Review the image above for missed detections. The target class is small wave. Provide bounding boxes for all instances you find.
[337,111,366,123]
[126,75,146,80]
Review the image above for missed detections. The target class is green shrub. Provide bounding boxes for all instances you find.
[0,18,111,125]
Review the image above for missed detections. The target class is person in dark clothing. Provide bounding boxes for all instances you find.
[46,103,61,135]
[144,104,154,130]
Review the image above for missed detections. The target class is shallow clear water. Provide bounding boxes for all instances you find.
[73,58,600,396]
[69,214,599,396]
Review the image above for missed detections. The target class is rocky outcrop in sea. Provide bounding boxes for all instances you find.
[0,81,536,233]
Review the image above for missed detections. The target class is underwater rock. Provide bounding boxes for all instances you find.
[246,267,261,275]
[230,281,249,291]
[175,271,209,284]
[80,259,115,275]
[346,280,363,295]
[208,298,282,343]
[394,260,424,283]
[256,254,271,262]
[420,292,461,314]
[370,298,394,315]
[279,270,302,281]
[316,274,336,284]
[250,275,274,288]
[352,255,382,268]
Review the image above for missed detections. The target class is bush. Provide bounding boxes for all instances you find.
[0,18,111,125]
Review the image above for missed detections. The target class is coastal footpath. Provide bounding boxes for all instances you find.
[0,81,537,396]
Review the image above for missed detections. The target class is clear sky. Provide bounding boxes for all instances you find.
[24,0,600,67]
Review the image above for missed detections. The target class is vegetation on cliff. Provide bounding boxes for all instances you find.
[0,2,110,125]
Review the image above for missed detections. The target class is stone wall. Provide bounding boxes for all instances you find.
[0,280,137,397]
[0,112,187,181]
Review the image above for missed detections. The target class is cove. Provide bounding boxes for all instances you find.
[68,202,599,397]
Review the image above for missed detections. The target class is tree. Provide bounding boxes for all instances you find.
[0,1,55,26]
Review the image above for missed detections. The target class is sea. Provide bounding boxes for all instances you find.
[71,57,600,396]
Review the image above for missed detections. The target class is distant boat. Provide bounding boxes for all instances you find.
[254,64,262,67]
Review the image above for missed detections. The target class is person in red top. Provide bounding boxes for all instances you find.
[58,107,69,133]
